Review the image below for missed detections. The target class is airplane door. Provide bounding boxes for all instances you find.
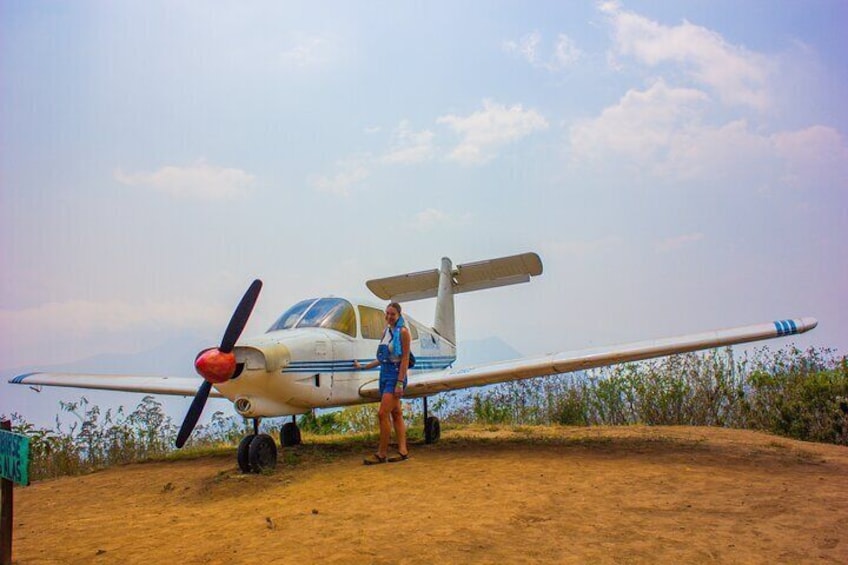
[313,338,333,403]
[331,338,355,402]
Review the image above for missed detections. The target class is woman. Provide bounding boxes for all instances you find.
[354,302,411,464]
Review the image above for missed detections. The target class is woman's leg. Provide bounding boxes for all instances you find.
[391,398,408,455]
[377,392,395,458]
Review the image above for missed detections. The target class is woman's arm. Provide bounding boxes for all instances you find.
[353,359,379,370]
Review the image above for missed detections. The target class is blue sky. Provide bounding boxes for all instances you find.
[2,0,846,397]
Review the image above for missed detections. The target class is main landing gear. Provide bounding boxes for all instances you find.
[281,415,302,447]
[237,416,302,474]
[422,396,441,444]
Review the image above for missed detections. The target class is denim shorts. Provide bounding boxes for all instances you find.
[379,362,406,395]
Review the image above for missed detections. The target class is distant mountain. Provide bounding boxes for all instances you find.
[2,333,210,377]
[1,333,218,429]
[456,336,522,366]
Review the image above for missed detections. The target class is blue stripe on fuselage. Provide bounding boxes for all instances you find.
[283,356,456,373]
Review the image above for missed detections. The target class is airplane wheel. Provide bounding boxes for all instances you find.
[237,434,255,473]
[281,422,301,447]
[424,416,441,444]
[248,433,277,473]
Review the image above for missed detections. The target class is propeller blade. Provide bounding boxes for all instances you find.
[175,380,212,448]
[176,279,262,448]
[220,279,263,353]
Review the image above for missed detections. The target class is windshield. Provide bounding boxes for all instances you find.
[296,298,356,337]
[267,297,357,337]
[267,298,318,332]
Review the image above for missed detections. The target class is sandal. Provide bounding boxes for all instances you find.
[388,451,409,463]
[363,453,387,465]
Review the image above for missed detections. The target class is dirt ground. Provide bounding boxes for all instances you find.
[9,425,848,564]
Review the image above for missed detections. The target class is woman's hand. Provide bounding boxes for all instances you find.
[353,360,361,370]
[394,381,405,398]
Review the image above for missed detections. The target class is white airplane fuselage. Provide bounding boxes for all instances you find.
[216,298,456,418]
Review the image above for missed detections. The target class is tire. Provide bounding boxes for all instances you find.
[248,433,278,473]
[424,416,441,444]
[281,422,300,447]
[237,434,255,473]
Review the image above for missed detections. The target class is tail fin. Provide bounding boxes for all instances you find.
[434,257,456,344]
[366,252,543,345]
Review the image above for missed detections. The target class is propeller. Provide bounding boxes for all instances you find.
[175,279,263,448]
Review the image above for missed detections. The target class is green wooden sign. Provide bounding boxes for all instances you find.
[0,429,30,486]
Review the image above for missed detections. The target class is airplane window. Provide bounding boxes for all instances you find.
[358,306,385,340]
[267,298,318,332]
[296,298,356,337]
[358,306,420,341]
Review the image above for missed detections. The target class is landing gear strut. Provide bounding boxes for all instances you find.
[423,396,441,444]
[281,415,302,447]
[237,418,277,473]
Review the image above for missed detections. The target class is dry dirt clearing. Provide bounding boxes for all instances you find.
[10,425,848,564]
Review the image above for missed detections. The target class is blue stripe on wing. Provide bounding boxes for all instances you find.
[11,372,39,384]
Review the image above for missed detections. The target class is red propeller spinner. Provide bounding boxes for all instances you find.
[194,348,237,384]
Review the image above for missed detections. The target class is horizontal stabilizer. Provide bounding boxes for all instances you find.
[367,252,542,302]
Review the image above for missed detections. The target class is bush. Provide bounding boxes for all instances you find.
[298,410,345,435]
[438,346,847,446]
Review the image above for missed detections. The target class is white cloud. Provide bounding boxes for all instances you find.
[772,126,848,189]
[553,34,583,68]
[410,208,471,232]
[279,32,336,68]
[659,119,774,181]
[114,160,254,200]
[381,120,435,164]
[569,80,848,189]
[600,2,773,110]
[309,159,370,196]
[655,232,704,253]
[570,79,709,166]
[503,31,582,71]
[503,31,542,65]
[437,99,549,164]
[309,120,433,196]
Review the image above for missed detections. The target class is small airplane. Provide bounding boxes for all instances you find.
[9,252,817,473]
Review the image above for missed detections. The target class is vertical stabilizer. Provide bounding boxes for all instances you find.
[433,257,456,344]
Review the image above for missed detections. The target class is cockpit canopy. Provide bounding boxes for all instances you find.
[267,297,356,337]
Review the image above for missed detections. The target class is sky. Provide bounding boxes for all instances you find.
[2,1,846,423]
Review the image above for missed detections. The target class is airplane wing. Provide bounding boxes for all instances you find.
[358,317,818,399]
[8,373,223,398]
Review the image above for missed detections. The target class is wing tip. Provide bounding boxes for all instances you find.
[773,317,818,337]
[799,317,818,332]
[10,372,39,384]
